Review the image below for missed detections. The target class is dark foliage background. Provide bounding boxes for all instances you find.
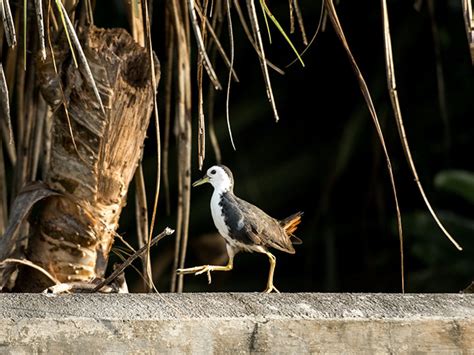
[96,0,473,293]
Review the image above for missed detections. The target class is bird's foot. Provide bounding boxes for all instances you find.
[176,265,215,284]
[263,284,280,293]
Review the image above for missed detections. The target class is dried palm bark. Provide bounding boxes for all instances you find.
[7,26,158,291]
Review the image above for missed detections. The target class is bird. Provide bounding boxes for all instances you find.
[177,165,302,293]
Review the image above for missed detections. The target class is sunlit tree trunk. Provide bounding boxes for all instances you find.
[10,26,158,291]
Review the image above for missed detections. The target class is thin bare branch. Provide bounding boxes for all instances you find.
[246,0,279,121]
[142,0,161,293]
[34,0,47,60]
[197,0,209,170]
[169,0,192,293]
[0,258,60,285]
[112,248,155,292]
[188,0,222,90]
[194,2,239,82]
[324,0,405,291]
[293,0,308,45]
[289,0,295,33]
[381,0,462,251]
[286,0,324,68]
[0,0,17,47]
[206,21,223,163]
[225,0,236,150]
[90,227,175,293]
[126,0,152,292]
[207,82,222,163]
[233,0,284,75]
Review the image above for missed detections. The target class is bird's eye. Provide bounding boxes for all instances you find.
[210,169,216,175]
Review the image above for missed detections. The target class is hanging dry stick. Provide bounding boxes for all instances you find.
[206,14,224,164]
[34,0,47,60]
[233,0,284,75]
[293,0,308,45]
[462,0,473,64]
[142,0,161,293]
[324,0,405,291]
[381,0,462,251]
[194,2,240,82]
[289,0,295,33]
[188,0,222,90]
[197,0,209,170]
[225,0,237,150]
[126,0,152,292]
[169,0,192,293]
[163,10,174,215]
[286,0,325,68]
[246,0,280,122]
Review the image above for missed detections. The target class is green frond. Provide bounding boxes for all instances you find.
[260,0,305,67]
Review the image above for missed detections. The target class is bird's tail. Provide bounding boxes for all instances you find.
[280,212,303,244]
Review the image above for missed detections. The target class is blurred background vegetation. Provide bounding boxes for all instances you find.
[91,0,472,292]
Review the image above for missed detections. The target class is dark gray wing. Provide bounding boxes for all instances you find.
[219,193,295,253]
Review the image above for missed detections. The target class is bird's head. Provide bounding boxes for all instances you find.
[192,165,234,192]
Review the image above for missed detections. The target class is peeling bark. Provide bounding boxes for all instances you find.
[11,26,159,291]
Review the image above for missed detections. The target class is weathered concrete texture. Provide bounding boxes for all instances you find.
[0,293,473,354]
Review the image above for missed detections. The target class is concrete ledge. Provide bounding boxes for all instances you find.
[0,293,473,353]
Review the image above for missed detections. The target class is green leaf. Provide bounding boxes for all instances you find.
[259,0,305,67]
[259,0,272,43]
[54,0,78,68]
[434,170,474,205]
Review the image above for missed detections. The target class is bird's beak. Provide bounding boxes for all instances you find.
[192,175,210,187]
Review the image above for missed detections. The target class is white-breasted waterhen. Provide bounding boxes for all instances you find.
[177,165,302,293]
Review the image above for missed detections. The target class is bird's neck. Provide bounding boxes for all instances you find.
[212,184,233,196]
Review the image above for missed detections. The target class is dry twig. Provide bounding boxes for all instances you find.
[91,227,175,293]
[381,0,462,253]
[325,0,405,291]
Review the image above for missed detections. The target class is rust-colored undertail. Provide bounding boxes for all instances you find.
[280,212,303,244]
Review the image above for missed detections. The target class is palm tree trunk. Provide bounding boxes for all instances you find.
[12,26,159,291]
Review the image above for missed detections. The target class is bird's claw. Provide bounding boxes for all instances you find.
[177,265,213,284]
[194,266,213,284]
[263,285,280,293]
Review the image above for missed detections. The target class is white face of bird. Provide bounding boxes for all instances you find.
[192,165,233,192]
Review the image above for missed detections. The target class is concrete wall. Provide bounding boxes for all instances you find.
[0,293,473,353]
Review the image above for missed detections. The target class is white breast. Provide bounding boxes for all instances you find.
[209,190,259,253]
[210,191,231,240]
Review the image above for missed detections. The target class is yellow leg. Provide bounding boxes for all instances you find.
[177,247,234,284]
[263,251,280,293]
